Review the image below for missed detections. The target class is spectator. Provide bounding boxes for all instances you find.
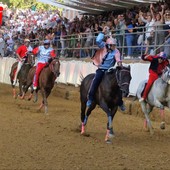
[125,19,134,58]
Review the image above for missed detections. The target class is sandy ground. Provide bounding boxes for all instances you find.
[0,83,170,170]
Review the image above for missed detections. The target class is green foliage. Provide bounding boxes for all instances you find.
[2,0,62,10]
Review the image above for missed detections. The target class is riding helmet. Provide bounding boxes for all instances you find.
[44,40,50,45]
[106,38,117,45]
[157,52,167,59]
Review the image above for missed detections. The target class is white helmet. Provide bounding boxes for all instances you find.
[106,38,117,45]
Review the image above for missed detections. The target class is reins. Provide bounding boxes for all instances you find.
[116,67,131,88]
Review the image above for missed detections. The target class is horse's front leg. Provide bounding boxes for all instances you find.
[40,88,51,114]
[100,102,116,143]
[18,82,23,99]
[141,102,154,135]
[12,86,17,99]
[154,99,166,130]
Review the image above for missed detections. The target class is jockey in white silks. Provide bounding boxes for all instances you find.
[32,39,56,90]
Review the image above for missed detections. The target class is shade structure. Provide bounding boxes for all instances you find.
[37,0,160,14]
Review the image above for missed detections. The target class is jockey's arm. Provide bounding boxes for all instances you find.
[50,50,57,59]
[96,32,105,48]
[115,49,122,66]
[32,47,39,56]
[141,54,154,61]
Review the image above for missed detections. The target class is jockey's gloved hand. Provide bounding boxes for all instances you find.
[48,58,53,63]
[141,54,147,60]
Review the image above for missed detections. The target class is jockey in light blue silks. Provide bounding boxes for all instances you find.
[86,26,126,111]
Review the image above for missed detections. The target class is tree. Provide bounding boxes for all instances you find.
[4,0,61,10]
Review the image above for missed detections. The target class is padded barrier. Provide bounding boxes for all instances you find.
[0,58,150,96]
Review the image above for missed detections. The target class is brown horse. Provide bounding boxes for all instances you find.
[22,58,60,114]
[9,53,35,98]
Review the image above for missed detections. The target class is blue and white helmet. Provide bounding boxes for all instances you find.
[43,40,50,45]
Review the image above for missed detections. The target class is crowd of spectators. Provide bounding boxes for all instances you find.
[0,1,170,59]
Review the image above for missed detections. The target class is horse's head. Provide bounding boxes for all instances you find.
[27,53,35,66]
[161,66,170,84]
[50,58,60,77]
[116,65,132,97]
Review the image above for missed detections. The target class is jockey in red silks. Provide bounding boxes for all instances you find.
[139,52,169,102]
[32,39,56,90]
[13,39,30,86]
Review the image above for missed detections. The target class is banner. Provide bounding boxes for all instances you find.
[0,6,3,26]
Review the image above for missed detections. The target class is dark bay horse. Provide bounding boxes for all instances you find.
[22,58,60,114]
[80,66,132,143]
[136,66,170,135]
[9,53,35,98]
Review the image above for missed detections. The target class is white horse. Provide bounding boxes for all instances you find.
[136,66,170,134]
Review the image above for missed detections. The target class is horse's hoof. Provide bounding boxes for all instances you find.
[13,95,17,99]
[109,133,115,138]
[109,128,115,138]
[81,132,90,137]
[105,139,112,144]
[150,130,154,135]
[160,122,165,130]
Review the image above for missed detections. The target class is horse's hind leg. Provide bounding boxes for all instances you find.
[160,109,165,130]
[81,103,96,135]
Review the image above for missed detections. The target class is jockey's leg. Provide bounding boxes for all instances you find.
[13,60,24,86]
[33,63,46,89]
[142,73,158,100]
[87,69,105,107]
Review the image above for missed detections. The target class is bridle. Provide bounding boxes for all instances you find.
[116,67,131,91]
[49,59,60,77]
[161,67,170,84]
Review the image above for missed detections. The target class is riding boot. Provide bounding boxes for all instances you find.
[87,69,105,107]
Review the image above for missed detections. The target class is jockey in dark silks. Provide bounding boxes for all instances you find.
[139,52,169,102]
[86,26,126,111]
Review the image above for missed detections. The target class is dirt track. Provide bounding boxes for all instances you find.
[1,83,170,170]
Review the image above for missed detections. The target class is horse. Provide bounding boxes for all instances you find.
[80,65,132,143]
[136,66,170,135]
[21,58,60,114]
[9,53,35,98]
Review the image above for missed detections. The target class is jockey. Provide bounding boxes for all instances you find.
[86,26,125,111]
[32,39,56,90]
[139,52,169,102]
[13,39,30,86]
